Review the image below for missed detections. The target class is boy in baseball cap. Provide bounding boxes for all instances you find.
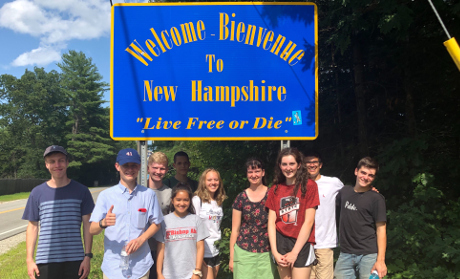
[89,148,163,279]
[23,145,94,279]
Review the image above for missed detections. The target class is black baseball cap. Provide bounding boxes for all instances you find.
[43,145,68,158]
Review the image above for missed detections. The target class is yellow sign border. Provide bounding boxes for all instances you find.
[110,2,318,141]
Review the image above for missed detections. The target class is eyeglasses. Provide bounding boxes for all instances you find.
[306,160,320,165]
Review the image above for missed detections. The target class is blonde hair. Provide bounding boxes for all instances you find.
[148,152,168,167]
[195,168,227,206]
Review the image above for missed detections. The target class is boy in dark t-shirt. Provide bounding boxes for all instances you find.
[335,157,387,279]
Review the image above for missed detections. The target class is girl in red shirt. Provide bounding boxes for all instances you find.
[266,148,320,279]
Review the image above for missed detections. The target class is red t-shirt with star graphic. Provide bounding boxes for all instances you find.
[266,180,319,242]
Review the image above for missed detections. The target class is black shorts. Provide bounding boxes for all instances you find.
[274,231,316,268]
[204,254,221,267]
[37,260,83,279]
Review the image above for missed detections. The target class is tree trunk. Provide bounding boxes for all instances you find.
[332,45,345,160]
[353,35,369,157]
[71,99,79,140]
[404,69,417,137]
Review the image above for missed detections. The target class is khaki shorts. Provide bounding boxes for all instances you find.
[310,248,334,279]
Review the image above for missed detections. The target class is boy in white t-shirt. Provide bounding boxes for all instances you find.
[304,151,344,279]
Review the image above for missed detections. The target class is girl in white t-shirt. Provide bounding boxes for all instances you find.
[192,169,227,279]
[156,183,209,279]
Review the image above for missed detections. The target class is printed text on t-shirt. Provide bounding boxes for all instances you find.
[165,227,197,242]
[344,201,357,211]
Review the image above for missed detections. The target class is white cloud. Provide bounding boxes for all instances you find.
[11,44,64,66]
[0,0,112,66]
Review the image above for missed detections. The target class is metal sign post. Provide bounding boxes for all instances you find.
[137,141,148,187]
[281,140,290,149]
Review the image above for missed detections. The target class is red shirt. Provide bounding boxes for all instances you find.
[266,180,319,242]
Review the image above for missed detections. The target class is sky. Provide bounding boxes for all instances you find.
[0,0,145,102]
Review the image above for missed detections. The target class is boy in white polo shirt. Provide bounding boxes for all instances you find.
[304,151,344,279]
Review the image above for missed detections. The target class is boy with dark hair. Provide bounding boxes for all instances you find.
[334,157,387,279]
[304,150,344,279]
[163,151,198,192]
[23,145,94,279]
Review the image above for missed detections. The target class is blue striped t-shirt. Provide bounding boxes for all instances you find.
[22,180,94,264]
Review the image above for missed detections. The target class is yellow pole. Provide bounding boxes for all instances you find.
[444,37,460,71]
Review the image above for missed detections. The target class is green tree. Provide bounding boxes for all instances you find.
[57,50,115,171]
[0,68,67,178]
[0,52,133,186]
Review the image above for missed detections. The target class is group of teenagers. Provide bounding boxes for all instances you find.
[23,145,387,279]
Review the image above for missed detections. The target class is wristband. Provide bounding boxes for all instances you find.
[192,269,203,277]
[99,219,108,229]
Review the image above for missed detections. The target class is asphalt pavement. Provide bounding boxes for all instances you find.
[0,187,108,241]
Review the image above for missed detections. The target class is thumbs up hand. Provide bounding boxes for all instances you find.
[105,205,116,227]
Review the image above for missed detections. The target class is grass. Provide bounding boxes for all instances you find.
[88,232,105,279]
[0,232,105,279]
[0,240,28,279]
[0,192,31,203]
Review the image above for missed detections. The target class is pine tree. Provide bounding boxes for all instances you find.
[57,50,115,169]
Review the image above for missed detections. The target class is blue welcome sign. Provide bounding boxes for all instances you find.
[111,2,317,140]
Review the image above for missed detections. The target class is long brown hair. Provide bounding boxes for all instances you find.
[272,148,309,197]
[195,168,227,206]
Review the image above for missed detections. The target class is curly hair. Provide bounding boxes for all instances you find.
[272,148,309,198]
[195,168,227,206]
[169,182,195,214]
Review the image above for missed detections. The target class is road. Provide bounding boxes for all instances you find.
[0,187,108,241]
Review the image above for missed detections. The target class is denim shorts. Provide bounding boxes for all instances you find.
[204,254,221,267]
[334,252,377,279]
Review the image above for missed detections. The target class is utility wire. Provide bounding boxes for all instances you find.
[427,0,451,39]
